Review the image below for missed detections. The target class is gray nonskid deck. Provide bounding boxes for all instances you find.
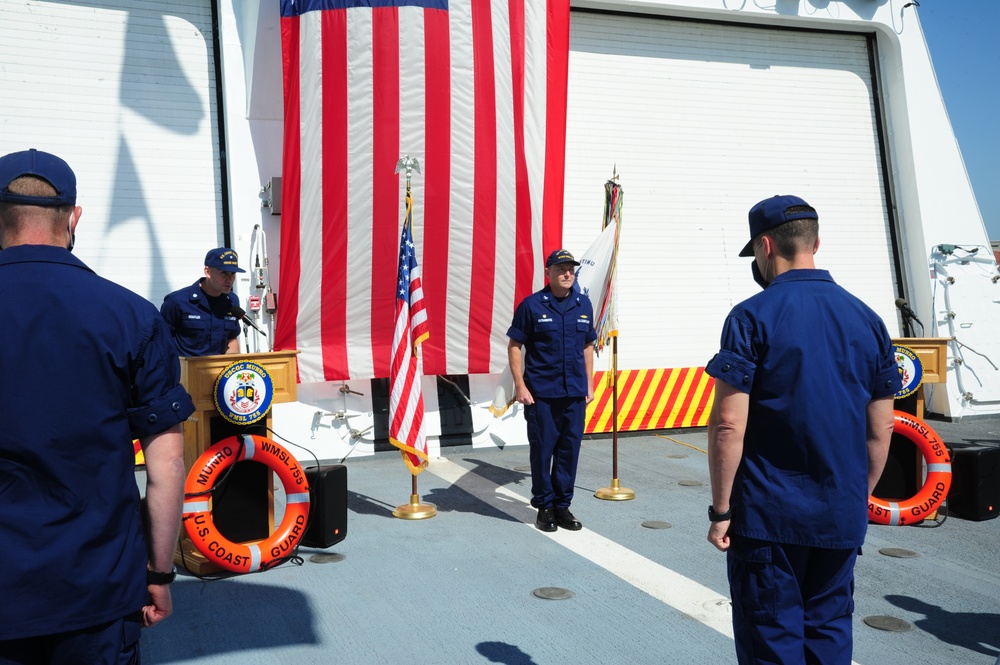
[143,420,1000,664]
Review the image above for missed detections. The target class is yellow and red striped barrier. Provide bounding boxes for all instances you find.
[585,367,715,434]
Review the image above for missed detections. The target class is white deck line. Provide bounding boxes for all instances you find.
[428,456,869,665]
[427,458,734,634]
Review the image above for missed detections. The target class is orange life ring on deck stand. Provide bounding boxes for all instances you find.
[183,434,310,573]
[868,412,951,526]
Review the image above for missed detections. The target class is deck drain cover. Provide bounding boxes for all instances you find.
[863,615,912,632]
[666,454,687,459]
[641,520,673,529]
[513,465,532,472]
[879,548,919,558]
[532,587,574,600]
[310,553,346,564]
[678,480,703,487]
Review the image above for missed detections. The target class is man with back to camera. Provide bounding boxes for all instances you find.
[507,249,597,532]
[0,148,195,663]
[160,246,247,356]
[705,195,900,664]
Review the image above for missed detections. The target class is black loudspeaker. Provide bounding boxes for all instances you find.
[303,465,349,547]
[946,442,1000,521]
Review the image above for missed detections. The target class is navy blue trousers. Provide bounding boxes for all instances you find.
[0,612,141,665]
[728,537,858,665]
[524,396,585,509]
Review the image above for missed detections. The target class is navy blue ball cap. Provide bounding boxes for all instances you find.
[205,247,246,273]
[546,248,580,267]
[739,195,818,257]
[0,148,77,207]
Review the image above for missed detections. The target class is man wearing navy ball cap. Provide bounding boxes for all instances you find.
[0,148,194,662]
[160,246,247,356]
[507,249,597,532]
[705,194,900,664]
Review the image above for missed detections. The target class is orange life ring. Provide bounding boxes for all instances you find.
[868,412,951,526]
[183,434,310,573]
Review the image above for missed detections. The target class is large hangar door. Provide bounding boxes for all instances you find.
[563,11,900,371]
[0,1,224,304]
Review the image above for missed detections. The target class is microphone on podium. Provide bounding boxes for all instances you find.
[231,305,267,337]
[894,298,923,332]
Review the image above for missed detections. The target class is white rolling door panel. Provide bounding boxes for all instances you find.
[563,12,899,370]
[0,0,221,303]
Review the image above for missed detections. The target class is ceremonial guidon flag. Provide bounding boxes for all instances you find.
[277,0,571,382]
[389,191,430,473]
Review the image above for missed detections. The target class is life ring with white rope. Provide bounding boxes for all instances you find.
[182,434,310,573]
[868,412,951,526]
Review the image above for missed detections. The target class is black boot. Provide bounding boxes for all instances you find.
[535,507,558,532]
[554,507,582,530]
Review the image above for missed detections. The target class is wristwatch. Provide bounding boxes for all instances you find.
[146,566,177,585]
[708,505,732,522]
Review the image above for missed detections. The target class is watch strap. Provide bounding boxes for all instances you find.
[146,567,177,585]
[708,505,732,522]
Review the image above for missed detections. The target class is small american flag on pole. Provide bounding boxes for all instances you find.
[389,187,430,474]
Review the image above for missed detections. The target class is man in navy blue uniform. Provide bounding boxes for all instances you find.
[508,249,597,532]
[706,195,900,664]
[160,247,246,356]
[0,148,195,663]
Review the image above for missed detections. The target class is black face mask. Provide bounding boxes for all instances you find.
[751,260,770,289]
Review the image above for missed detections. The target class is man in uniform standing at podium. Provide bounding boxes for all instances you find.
[0,148,195,662]
[160,247,246,356]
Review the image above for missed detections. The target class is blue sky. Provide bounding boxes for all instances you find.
[918,1,1000,240]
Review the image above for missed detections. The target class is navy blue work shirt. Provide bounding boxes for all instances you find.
[507,285,598,399]
[0,244,195,640]
[705,269,900,549]
[160,278,241,356]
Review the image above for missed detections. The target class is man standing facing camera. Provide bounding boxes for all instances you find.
[705,195,900,664]
[507,249,596,532]
[0,148,194,663]
[160,246,247,356]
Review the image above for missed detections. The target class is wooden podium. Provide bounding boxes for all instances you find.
[875,338,950,515]
[174,350,299,574]
[891,337,950,419]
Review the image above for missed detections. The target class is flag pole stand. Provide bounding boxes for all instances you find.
[394,474,437,520]
[595,334,634,501]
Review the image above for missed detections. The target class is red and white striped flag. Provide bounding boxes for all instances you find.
[389,190,429,473]
[277,0,570,382]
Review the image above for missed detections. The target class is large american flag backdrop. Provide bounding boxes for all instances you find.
[277,0,571,383]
